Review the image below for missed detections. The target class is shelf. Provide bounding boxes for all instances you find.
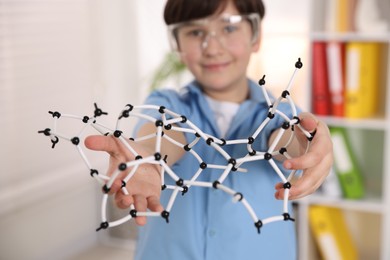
[316,116,389,130]
[302,0,390,259]
[297,195,384,214]
[310,32,390,42]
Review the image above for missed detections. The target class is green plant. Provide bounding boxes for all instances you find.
[150,52,187,91]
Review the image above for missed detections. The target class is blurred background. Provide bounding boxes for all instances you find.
[0,0,311,259]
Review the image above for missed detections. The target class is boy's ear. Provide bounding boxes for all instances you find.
[251,25,262,52]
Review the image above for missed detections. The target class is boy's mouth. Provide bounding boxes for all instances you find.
[202,61,230,71]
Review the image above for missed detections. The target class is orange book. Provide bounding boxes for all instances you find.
[312,42,331,116]
[326,42,345,117]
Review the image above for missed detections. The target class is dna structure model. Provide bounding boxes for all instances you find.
[39,58,314,234]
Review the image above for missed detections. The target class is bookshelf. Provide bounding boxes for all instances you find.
[296,0,390,259]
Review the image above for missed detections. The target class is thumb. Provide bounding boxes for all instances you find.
[84,135,119,153]
[298,112,318,133]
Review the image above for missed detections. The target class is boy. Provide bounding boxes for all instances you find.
[85,0,333,259]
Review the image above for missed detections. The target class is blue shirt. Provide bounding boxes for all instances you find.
[134,79,298,260]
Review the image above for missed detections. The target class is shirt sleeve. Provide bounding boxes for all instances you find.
[132,89,183,137]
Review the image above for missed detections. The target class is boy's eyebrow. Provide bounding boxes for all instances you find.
[181,19,208,27]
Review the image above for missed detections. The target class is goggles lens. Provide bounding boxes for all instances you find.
[168,13,260,54]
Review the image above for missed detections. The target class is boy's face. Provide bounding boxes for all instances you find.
[178,1,261,101]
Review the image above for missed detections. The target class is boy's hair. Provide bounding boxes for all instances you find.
[164,0,265,25]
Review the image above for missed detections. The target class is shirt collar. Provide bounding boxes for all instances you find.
[184,79,268,104]
[181,79,269,138]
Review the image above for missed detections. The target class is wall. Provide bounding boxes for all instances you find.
[0,1,311,259]
[250,0,310,109]
[0,1,141,259]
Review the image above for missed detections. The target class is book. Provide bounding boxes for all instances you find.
[330,127,364,199]
[325,0,357,32]
[325,0,338,32]
[345,42,381,118]
[336,0,350,32]
[312,42,331,116]
[319,167,343,198]
[309,205,358,260]
[354,0,388,32]
[326,42,345,117]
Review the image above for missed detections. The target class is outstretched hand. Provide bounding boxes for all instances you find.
[85,135,164,226]
[274,112,333,200]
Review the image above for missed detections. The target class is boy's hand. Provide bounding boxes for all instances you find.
[85,135,164,226]
[274,112,333,200]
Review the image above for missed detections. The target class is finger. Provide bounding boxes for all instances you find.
[84,135,120,154]
[283,149,322,171]
[288,171,327,199]
[276,154,333,200]
[285,122,332,170]
[133,194,148,226]
[115,192,134,209]
[274,182,284,200]
[103,178,124,195]
[274,177,323,200]
[147,196,164,212]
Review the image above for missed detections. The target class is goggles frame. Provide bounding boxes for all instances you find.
[167,13,261,53]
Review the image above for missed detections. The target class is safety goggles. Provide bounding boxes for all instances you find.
[167,13,261,54]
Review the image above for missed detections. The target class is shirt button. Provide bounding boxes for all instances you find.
[208,229,216,237]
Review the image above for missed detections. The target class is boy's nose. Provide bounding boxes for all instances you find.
[201,32,224,53]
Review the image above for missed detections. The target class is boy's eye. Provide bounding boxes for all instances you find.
[184,28,205,38]
[223,24,239,34]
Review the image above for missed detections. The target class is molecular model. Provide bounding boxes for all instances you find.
[39,58,314,234]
